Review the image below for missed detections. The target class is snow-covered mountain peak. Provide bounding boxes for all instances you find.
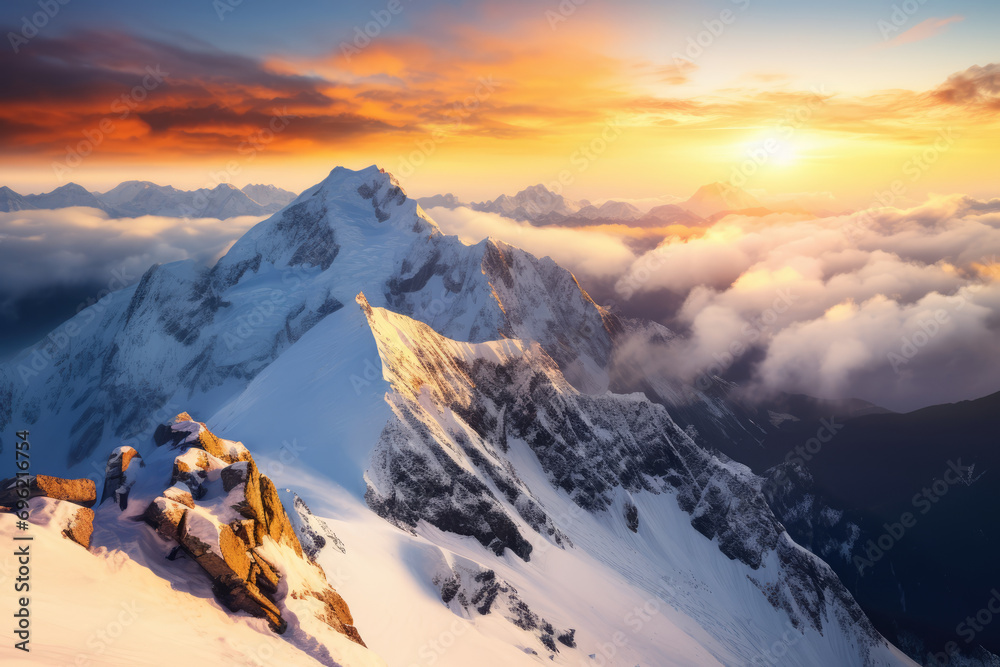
[242,183,297,208]
[472,182,583,221]
[100,180,170,204]
[681,181,765,217]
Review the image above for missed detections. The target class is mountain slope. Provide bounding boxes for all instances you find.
[0,165,915,666]
[98,180,294,218]
[752,391,1000,664]
[472,184,584,221]
[680,182,765,218]
[0,186,35,211]
[23,182,115,214]
[242,183,297,209]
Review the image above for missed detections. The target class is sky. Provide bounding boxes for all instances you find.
[1,0,999,205]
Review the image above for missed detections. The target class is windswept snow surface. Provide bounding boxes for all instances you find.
[0,507,382,667]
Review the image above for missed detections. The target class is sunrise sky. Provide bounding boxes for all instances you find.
[2,0,999,205]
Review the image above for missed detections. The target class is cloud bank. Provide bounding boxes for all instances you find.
[430,197,1000,412]
[0,207,261,357]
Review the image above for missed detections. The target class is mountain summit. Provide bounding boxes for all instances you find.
[679,181,765,217]
[0,165,917,666]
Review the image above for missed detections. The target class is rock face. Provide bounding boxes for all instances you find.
[0,475,96,548]
[0,474,97,508]
[100,446,144,509]
[0,496,94,549]
[361,300,887,654]
[289,493,346,561]
[435,560,575,655]
[139,414,364,644]
[60,504,94,549]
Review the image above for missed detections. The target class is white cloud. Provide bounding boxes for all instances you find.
[0,206,264,300]
[610,195,1000,410]
[425,206,638,281]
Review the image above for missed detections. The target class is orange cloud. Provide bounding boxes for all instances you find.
[883,15,964,48]
[1,21,999,204]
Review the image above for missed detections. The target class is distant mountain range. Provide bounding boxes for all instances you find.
[417,181,842,227]
[0,181,298,218]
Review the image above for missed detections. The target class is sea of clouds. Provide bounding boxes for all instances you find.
[1,198,997,411]
[429,195,1000,412]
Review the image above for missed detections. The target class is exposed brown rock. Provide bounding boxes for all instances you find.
[143,497,188,543]
[155,413,250,465]
[221,461,250,492]
[259,475,303,557]
[173,512,288,633]
[298,588,367,647]
[213,574,286,634]
[251,548,280,595]
[232,458,265,524]
[153,412,195,447]
[233,518,256,547]
[0,475,96,508]
[163,484,195,509]
[101,447,144,509]
[173,448,212,476]
[61,505,94,549]
[136,413,365,644]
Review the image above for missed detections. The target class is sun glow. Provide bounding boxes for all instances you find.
[736,134,802,171]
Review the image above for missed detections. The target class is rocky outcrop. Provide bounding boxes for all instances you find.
[290,493,346,561]
[0,474,97,508]
[0,475,96,548]
[362,302,888,651]
[60,504,94,549]
[2,496,94,549]
[100,446,143,509]
[434,561,575,656]
[154,412,252,464]
[137,413,364,644]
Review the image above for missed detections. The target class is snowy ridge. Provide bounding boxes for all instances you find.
[358,295,913,666]
[1,180,298,218]
[0,165,612,476]
[0,165,917,665]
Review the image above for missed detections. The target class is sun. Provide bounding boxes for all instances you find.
[770,138,800,167]
[735,133,802,171]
